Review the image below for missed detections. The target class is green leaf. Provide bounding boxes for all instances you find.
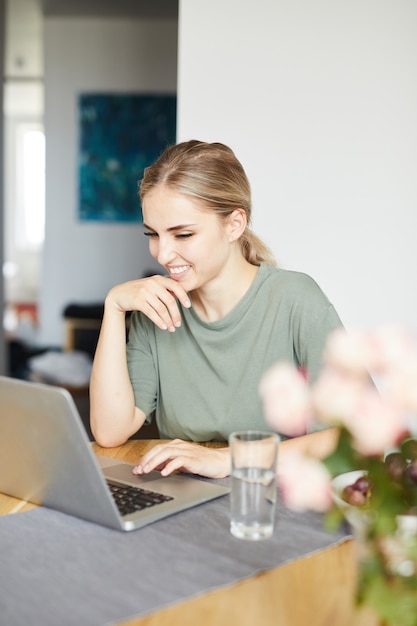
[366,459,410,534]
[360,571,417,626]
[324,506,344,532]
[323,428,365,477]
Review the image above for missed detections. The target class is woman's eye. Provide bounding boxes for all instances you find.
[144,231,192,239]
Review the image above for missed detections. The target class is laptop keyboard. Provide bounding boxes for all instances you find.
[107,481,174,516]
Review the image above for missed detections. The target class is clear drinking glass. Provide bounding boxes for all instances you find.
[229,430,279,541]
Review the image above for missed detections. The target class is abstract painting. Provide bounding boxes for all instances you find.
[78,93,176,222]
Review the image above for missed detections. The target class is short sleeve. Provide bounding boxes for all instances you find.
[289,274,343,383]
[126,311,159,420]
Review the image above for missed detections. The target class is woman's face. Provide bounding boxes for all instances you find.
[142,185,234,292]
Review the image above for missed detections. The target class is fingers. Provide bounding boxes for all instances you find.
[142,286,184,332]
[132,440,230,479]
[167,284,192,311]
[133,439,184,474]
[147,278,191,330]
[107,276,191,331]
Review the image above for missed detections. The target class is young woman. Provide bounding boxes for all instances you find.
[90,140,341,478]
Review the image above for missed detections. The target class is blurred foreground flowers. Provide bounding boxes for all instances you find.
[259,325,417,626]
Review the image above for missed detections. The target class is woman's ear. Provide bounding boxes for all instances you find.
[228,209,247,241]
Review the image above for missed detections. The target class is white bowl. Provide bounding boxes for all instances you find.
[331,470,372,533]
[332,471,417,558]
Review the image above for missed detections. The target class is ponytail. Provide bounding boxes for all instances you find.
[240,228,276,267]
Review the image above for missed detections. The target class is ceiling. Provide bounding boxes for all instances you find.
[39,0,178,18]
[4,0,178,81]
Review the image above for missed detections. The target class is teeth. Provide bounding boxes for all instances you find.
[169,266,189,275]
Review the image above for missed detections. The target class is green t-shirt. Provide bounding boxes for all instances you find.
[126,264,342,441]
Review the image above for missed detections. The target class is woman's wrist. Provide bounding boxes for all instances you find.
[104,290,128,317]
[217,447,232,478]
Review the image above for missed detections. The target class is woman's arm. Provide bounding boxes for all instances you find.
[90,276,191,447]
[131,428,340,479]
[89,302,147,447]
[279,428,339,461]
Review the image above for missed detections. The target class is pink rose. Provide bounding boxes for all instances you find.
[369,325,416,373]
[381,356,417,413]
[277,452,333,512]
[259,362,313,437]
[322,328,374,375]
[311,367,366,425]
[344,387,408,456]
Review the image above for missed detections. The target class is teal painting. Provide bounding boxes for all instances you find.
[78,93,177,222]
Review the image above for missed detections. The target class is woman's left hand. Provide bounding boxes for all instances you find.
[132,439,231,479]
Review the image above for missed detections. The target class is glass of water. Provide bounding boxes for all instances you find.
[229,430,279,541]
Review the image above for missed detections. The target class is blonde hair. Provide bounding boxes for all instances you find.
[139,140,276,267]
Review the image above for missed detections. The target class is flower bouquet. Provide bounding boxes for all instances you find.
[259,326,417,626]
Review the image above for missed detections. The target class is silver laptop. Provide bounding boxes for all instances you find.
[0,376,229,531]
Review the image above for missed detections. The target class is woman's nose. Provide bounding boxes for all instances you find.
[154,237,174,265]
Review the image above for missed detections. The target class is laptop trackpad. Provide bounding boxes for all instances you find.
[102,462,164,485]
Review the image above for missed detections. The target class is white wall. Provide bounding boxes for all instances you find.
[178,0,417,332]
[3,81,44,303]
[0,0,6,374]
[2,0,44,344]
[39,17,177,345]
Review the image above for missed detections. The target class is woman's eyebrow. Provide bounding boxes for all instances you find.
[143,223,197,232]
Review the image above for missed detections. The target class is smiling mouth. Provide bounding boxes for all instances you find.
[168,265,190,276]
